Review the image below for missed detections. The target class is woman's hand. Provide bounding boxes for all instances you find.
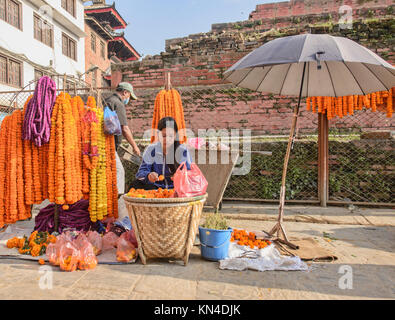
[148,172,159,183]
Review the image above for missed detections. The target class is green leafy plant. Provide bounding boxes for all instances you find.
[202,212,229,230]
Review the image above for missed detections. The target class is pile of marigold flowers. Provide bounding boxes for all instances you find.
[127,188,175,199]
[231,229,272,250]
[6,231,57,257]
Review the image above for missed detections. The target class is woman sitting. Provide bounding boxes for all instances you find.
[129,117,192,190]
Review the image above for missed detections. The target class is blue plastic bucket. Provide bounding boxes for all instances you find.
[199,226,233,261]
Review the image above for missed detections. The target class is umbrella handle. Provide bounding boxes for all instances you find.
[315,51,325,70]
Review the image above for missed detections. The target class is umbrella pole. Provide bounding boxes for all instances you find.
[267,62,307,250]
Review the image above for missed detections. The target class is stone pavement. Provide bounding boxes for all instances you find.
[0,204,394,300]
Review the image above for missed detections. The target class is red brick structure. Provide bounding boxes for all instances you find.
[249,0,391,21]
[84,0,140,87]
[111,0,394,137]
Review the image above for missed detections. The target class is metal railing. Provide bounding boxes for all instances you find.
[1,85,394,207]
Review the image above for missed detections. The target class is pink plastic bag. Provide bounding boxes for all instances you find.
[174,162,208,198]
[77,239,98,270]
[102,232,119,251]
[47,234,72,266]
[122,230,138,248]
[86,231,103,256]
[73,233,88,249]
[116,235,137,263]
[59,242,80,272]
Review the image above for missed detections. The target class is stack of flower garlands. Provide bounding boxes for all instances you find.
[0,92,118,229]
[151,89,187,143]
[306,88,394,119]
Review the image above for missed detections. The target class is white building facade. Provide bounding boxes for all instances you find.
[0,0,86,93]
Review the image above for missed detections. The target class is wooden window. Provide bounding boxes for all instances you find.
[0,0,21,30]
[69,39,76,60]
[8,59,21,86]
[62,33,77,61]
[61,0,75,17]
[34,14,53,47]
[0,56,6,84]
[100,41,105,59]
[91,33,96,52]
[0,55,22,87]
[0,0,5,21]
[62,33,68,56]
[42,21,53,47]
[7,0,20,28]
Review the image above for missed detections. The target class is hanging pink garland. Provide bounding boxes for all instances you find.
[23,76,57,146]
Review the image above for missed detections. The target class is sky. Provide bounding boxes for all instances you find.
[92,0,286,58]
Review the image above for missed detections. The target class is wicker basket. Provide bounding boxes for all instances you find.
[124,194,208,265]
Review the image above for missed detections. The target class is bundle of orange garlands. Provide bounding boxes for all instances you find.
[0,94,118,228]
[151,89,187,143]
[306,88,394,119]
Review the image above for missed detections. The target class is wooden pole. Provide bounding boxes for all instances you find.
[54,204,59,233]
[63,73,67,98]
[318,113,329,207]
[267,62,307,250]
[165,72,172,90]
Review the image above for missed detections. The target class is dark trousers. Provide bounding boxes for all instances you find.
[128,179,158,191]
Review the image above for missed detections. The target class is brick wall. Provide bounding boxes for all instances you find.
[84,24,111,87]
[112,1,395,138]
[249,0,392,21]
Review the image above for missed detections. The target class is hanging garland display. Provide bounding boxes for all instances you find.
[88,103,108,223]
[47,93,82,205]
[306,88,394,119]
[0,107,31,227]
[151,89,187,143]
[0,92,119,228]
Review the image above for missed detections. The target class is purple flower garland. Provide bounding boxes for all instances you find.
[23,76,57,146]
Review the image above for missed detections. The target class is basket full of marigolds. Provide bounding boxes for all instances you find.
[124,188,207,266]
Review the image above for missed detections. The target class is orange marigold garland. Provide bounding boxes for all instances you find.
[307,88,394,119]
[47,98,58,203]
[0,116,9,228]
[109,134,118,218]
[55,95,65,205]
[15,110,28,221]
[8,111,18,223]
[151,89,187,143]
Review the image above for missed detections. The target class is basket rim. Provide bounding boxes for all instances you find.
[124,193,208,204]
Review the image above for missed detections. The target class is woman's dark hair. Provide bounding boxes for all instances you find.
[157,117,180,174]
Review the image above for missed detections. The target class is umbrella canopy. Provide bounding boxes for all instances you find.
[223,33,395,248]
[224,34,395,97]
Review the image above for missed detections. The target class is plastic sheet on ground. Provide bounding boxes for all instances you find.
[0,223,136,265]
[219,242,309,272]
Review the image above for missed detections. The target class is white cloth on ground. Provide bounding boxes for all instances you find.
[219,242,309,272]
